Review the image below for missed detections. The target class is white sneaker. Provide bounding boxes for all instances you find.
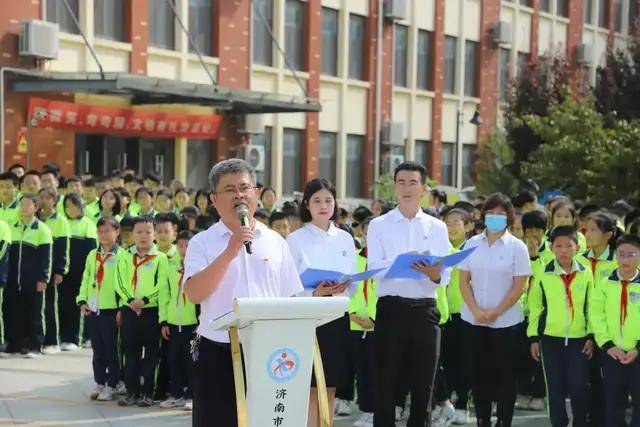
[528,398,546,411]
[82,340,92,349]
[97,386,115,401]
[60,343,79,351]
[160,397,186,408]
[433,403,455,427]
[395,406,405,421]
[90,385,104,400]
[354,412,374,427]
[116,381,127,396]
[432,405,443,421]
[334,399,352,416]
[41,345,60,355]
[515,394,530,409]
[23,351,40,359]
[451,409,469,425]
[183,399,193,411]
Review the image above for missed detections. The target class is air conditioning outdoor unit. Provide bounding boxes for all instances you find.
[381,121,406,146]
[575,43,592,64]
[384,0,410,21]
[240,145,266,172]
[384,154,405,174]
[19,20,59,60]
[492,21,512,46]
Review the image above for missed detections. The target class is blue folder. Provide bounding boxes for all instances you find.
[300,268,386,289]
[383,247,476,280]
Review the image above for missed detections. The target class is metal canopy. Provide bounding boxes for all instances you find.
[9,70,321,114]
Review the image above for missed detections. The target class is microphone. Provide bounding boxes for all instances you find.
[236,204,252,254]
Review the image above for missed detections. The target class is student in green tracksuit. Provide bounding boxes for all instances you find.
[91,189,123,225]
[77,217,126,402]
[0,218,11,349]
[346,218,377,425]
[4,194,52,357]
[38,188,70,355]
[60,193,97,350]
[527,226,594,427]
[589,234,640,427]
[518,209,551,411]
[159,229,197,411]
[548,201,587,252]
[116,215,169,408]
[0,172,20,225]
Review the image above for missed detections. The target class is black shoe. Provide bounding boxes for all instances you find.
[118,394,138,406]
[137,395,154,407]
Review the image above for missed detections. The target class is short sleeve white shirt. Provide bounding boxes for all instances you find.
[183,221,303,343]
[366,207,451,299]
[459,230,531,328]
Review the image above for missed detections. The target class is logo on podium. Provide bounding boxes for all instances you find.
[267,348,300,383]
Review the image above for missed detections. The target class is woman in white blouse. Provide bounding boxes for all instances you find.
[286,178,358,427]
[458,193,531,427]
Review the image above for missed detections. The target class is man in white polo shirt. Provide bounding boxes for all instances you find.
[367,162,451,427]
[184,159,303,427]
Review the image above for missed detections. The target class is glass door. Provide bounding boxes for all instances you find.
[139,139,175,184]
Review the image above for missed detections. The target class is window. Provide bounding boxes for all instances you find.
[462,145,475,188]
[444,36,457,94]
[346,135,364,198]
[149,0,175,50]
[615,0,623,32]
[414,140,431,167]
[417,31,434,90]
[556,0,568,17]
[349,14,366,80]
[540,0,551,12]
[464,41,478,97]
[440,143,455,187]
[187,140,213,189]
[318,132,337,184]
[253,0,274,65]
[189,0,213,56]
[46,0,79,34]
[251,128,273,187]
[285,0,305,71]
[585,0,594,24]
[321,8,339,76]
[94,0,125,41]
[631,0,638,32]
[519,0,533,7]
[499,48,511,102]
[394,25,408,87]
[517,52,528,76]
[598,0,608,28]
[283,129,302,194]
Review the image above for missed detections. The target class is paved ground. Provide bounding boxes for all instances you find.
[0,349,551,426]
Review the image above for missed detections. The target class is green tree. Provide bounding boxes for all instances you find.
[474,129,519,196]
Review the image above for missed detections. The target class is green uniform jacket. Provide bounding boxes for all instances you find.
[76,245,128,310]
[348,250,378,332]
[0,198,19,225]
[590,269,640,352]
[8,217,52,288]
[527,260,594,342]
[0,220,11,287]
[158,247,197,327]
[40,211,70,276]
[116,245,169,308]
[577,247,618,284]
[446,241,466,315]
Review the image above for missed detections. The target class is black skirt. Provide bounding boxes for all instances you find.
[312,313,350,389]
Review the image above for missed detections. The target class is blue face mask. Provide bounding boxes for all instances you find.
[485,214,508,233]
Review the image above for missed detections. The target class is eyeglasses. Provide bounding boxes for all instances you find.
[215,185,256,197]
[617,251,639,259]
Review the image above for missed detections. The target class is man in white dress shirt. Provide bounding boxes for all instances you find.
[367,162,451,427]
[183,159,303,427]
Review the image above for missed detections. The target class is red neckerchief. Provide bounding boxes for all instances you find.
[359,247,369,303]
[620,280,630,327]
[95,252,113,291]
[560,272,577,320]
[589,258,598,276]
[177,269,186,306]
[132,254,155,291]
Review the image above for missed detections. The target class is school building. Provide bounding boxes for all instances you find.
[0,0,637,201]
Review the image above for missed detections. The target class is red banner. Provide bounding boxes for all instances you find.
[28,97,222,139]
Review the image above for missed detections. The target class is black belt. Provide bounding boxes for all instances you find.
[380,295,436,308]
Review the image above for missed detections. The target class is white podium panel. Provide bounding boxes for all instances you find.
[211,297,348,427]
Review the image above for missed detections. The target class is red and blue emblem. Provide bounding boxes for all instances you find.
[267,348,300,383]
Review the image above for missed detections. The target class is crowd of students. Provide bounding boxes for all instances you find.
[0,160,639,427]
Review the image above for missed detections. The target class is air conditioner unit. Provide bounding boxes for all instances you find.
[19,20,59,60]
[384,154,405,174]
[384,0,410,21]
[492,21,512,46]
[381,121,406,146]
[236,114,266,134]
[575,43,592,64]
[240,145,266,172]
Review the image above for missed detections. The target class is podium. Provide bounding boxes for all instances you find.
[210,297,349,427]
